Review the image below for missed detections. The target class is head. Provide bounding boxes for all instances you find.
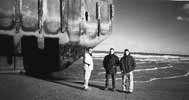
[88,48,93,54]
[124,49,130,56]
[109,48,115,55]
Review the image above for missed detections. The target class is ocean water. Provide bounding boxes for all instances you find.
[93,52,189,62]
[91,52,189,83]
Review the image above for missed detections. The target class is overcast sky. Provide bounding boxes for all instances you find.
[95,0,189,55]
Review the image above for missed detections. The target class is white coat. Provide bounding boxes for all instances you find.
[83,52,93,71]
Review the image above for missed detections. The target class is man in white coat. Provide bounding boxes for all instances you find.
[83,48,93,90]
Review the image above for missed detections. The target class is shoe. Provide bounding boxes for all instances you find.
[112,88,116,91]
[104,87,108,90]
[123,90,126,93]
[83,87,92,91]
[122,89,126,92]
[125,91,132,94]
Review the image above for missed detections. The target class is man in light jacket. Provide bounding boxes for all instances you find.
[83,48,93,90]
[120,49,136,93]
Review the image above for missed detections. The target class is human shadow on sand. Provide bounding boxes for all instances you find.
[25,73,106,91]
[21,73,125,93]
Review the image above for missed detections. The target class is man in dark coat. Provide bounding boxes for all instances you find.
[103,48,119,91]
[120,49,136,93]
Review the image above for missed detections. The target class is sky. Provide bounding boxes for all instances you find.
[95,0,189,55]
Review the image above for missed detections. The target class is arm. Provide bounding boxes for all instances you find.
[83,53,90,66]
[103,56,107,69]
[119,58,123,71]
[116,56,120,66]
[131,56,136,70]
[114,56,120,73]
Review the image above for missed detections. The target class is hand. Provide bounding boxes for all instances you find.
[121,71,124,74]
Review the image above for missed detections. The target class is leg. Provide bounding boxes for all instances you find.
[83,65,87,88]
[84,69,92,89]
[111,74,115,90]
[105,73,110,89]
[122,74,126,92]
[129,72,134,92]
[83,70,87,88]
[125,73,129,92]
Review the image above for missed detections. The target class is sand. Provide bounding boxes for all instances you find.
[0,73,189,100]
[0,59,189,100]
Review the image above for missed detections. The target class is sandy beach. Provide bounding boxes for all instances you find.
[0,73,189,100]
[1,58,189,100]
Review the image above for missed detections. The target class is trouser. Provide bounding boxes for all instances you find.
[122,71,134,92]
[105,73,115,89]
[83,66,92,89]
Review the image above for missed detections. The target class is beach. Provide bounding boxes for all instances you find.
[0,55,189,100]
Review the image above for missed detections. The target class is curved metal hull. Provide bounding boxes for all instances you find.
[0,0,114,74]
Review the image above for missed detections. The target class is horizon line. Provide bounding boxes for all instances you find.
[93,50,189,57]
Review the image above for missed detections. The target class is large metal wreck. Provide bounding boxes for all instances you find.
[0,0,114,75]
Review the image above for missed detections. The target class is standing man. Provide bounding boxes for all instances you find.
[120,49,136,93]
[103,48,119,91]
[83,48,93,90]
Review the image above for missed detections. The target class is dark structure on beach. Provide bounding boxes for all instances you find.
[0,0,114,75]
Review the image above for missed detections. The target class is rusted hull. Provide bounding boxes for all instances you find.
[0,0,114,74]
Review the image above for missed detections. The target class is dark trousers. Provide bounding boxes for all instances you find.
[105,73,115,89]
